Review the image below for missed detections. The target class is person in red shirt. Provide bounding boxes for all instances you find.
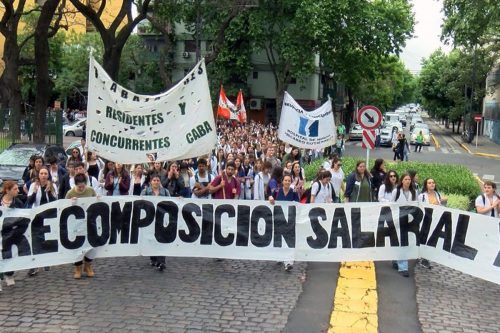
[208,161,240,199]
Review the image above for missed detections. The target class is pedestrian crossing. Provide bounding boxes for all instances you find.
[345,141,462,154]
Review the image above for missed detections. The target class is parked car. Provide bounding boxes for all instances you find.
[64,118,86,136]
[348,124,363,140]
[379,127,396,147]
[0,143,67,202]
[65,140,82,157]
[410,128,431,146]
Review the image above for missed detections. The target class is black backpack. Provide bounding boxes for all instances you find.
[301,181,336,203]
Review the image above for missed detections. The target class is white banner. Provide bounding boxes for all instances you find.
[278,92,336,149]
[86,57,217,164]
[1,198,499,284]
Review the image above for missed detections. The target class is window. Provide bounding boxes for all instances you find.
[184,40,196,52]
[253,72,259,79]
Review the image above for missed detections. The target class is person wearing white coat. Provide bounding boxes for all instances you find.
[378,170,398,203]
[391,173,417,277]
[253,161,272,201]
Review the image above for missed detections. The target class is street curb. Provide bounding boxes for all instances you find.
[474,152,500,158]
[451,134,500,158]
[458,142,472,154]
[431,134,440,149]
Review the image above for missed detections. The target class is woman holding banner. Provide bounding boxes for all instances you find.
[26,166,57,276]
[65,173,98,279]
[0,181,24,288]
[391,172,418,277]
[269,173,299,271]
[141,173,170,271]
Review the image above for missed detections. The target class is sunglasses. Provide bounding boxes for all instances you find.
[389,175,397,178]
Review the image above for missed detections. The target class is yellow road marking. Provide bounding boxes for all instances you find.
[328,261,378,333]
[431,134,440,149]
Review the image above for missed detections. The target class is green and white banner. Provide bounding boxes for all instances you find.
[86,57,216,164]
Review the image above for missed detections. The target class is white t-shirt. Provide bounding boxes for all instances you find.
[190,172,214,199]
[329,168,344,198]
[311,181,333,203]
[475,194,499,217]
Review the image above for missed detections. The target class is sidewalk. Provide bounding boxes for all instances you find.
[432,120,500,158]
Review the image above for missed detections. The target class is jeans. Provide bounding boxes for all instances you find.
[397,260,408,272]
[150,256,166,265]
[74,257,93,266]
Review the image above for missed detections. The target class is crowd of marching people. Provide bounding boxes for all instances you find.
[0,119,499,290]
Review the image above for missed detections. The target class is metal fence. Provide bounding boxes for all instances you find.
[0,107,63,153]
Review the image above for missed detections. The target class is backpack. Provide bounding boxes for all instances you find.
[395,187,415,201]
[194,171,212,185]
[300,181,336,203]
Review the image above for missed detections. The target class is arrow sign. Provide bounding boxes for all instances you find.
[364,113,375,123]
[357,105,382,130]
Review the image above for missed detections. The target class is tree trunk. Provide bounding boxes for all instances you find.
[346,88,355,130]
[275,86,285,126]
[452,121,455,133]
[1,37,23,139]
[33,0,60,143]
[102,46,123,81]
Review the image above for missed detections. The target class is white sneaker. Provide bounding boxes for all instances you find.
[4,276,15,286]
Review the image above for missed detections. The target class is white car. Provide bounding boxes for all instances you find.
[379,127,396,147]
[384,121,403,133]
[348,124,363,140]
[410,128,431,146]
[64,118,86,136]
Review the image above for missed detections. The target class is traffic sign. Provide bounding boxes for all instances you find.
[357,105,382,130]
[362,129,376,150]
[474,115,482,121]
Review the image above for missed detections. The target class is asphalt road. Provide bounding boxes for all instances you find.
[344,119,499,185]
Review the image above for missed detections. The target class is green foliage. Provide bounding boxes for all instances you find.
[52,32,104,99]
[418,48,495,122]
[442,0,500,51]
[247,0,317,93]
[304,157,481,202]
[357,56,417,111]
[302,0,415,91]
[445,194,471,211]
[118,35,167,94]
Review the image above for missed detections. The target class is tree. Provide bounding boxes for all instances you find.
[357,56,416,111]
[248,0,317,121]
[69,0,152,80]
[442,0,500,51]
[32,0,66,143]
[0,0,31,138]
[418,48,494,132]
[301,0,414,124]
[52,32,104,108]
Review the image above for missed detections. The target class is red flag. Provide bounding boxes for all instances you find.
[217,86,231,119]
[236,90,247,123]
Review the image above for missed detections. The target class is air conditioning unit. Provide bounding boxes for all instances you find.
[249,98,262,110]
[182,51,190,58]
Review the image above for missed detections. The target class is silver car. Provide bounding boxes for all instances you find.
[63,118,86,136]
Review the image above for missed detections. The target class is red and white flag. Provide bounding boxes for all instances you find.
[217,86,235,119]
[236,90,247,123]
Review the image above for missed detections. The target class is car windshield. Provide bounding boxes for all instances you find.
[0,147,40,166]
[414,129,429,135]
[67,119,83,126]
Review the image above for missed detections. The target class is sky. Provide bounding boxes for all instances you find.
[400,0,453,74]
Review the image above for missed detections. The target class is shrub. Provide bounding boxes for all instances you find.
[304,157,481,202]
[445,194,471,211]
